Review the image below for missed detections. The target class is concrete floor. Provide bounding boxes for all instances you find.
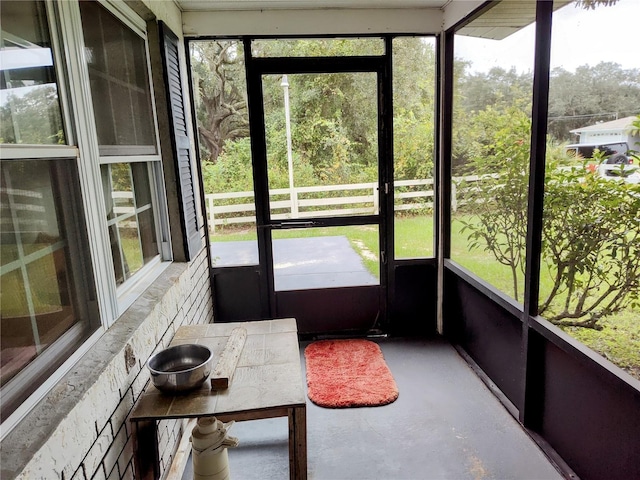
[211,237,378,290]
[182,337,561,480]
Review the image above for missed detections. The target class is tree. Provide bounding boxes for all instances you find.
[540,159,640,328]
[458,107,531,300]
[393,37,437,182]
[547,63,640,142]
[0,85,64,144]
[193,37,440,189]
[457,67,533,116]
[247,39,382,186]
[575,0,618,8]
[190,41,250,163]
[460,110,640,328]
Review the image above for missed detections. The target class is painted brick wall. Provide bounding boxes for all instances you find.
[2,249,213,480]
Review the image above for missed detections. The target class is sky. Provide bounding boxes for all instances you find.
[455,0,640,74]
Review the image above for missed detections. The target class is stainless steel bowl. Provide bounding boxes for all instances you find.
[147,344,213,393]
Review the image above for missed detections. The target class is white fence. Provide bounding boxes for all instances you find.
[205,177,480,232]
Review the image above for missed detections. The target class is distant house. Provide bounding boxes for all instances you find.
[569,115,640,154]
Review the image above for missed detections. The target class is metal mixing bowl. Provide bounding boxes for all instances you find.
[147,344,213,393]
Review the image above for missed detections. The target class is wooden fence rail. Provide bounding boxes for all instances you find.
[205,176,480,232]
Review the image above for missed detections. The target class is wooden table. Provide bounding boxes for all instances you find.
[130,318,307,480]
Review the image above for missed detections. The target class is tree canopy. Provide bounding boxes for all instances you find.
[192,37,438,192]
[189,41,250,164]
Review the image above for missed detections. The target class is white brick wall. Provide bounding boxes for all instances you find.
[3,249,213,480]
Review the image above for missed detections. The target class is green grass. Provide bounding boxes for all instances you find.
[121,237,143,275]
[394,215,434,258]
[450,217,522,298]
[211,216,639,379]
[564,312,640,379]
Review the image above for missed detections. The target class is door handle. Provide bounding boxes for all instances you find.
[270,221,316,229]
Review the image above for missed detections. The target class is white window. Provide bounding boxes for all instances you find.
[78,0,170,304]
[0,0,171,431]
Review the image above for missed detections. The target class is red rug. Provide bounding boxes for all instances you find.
[304,339,399,408]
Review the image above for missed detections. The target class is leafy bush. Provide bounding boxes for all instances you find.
[201,138,253,193]
[458,107,531,300]
[460,109,640,328]
[540,159,640,328]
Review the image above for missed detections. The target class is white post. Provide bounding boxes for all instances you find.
[281,75,297,218]
[208,194,215,234]
[373,184,379,215]
[451,182,458,213]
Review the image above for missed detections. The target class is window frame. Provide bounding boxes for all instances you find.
[0,0,173,435]
[60,0,171,320]
[78,0,172,316]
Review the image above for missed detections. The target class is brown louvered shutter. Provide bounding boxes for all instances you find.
[159,22,203,260]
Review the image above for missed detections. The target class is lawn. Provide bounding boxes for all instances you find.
[211,215,639,379]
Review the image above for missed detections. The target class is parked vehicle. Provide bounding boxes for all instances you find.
[565,141,637,182]
[565,141,631,162]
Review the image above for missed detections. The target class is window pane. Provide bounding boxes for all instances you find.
[110,163,135,219]
[393,36,436,259]
[190,40,259,267]
[132,162,152,206]
[0,0,65,145]
[119,221,143,277]
[80,1,156,155]
[102,163,159,284]
[251,38,384,57]
[109,224,125,285]
[26,251,75,347]
[1,159,99,419]
[451,1,535,304]
[0,230,18,266]
[0,270,36,385]
[131,163,158,264]
[542,1,640,380]
[138,208,157,263]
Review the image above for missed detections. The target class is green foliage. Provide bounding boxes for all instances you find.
[458,107,531,300]
[451,59,640,146]
[193,38,438,190]
[190,41,250,163]
[253,37,384,58]
[547,63,640,142]
[575,0,618,9]
[564,311,639,378]
[458,67,533,115]
[394,109,434,180]
[201,138,254,193]
[452,66,533,174]
[283,72,378,183]
[109,163,133,192]
[0,85,65,145]
[628,114,640,137]
[627,114,640,163]
[540,158,640,328]
[460,108,640,329]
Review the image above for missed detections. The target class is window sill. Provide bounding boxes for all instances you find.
[0,262,190,478]
[116,258,173,317]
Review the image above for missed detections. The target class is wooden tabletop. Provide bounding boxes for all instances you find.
[130,318,306,421]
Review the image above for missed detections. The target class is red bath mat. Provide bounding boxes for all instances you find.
[304,339,399,408]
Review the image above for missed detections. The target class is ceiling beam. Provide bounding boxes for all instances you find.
[182,8,443,36]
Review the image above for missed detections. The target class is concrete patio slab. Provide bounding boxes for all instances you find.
[210,236,378,291]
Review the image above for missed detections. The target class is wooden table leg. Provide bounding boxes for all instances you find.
[288,406,307,480]
[131,420,160,480]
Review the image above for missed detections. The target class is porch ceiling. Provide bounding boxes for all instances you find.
[176,0,449,11]
[176,0,570,39]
